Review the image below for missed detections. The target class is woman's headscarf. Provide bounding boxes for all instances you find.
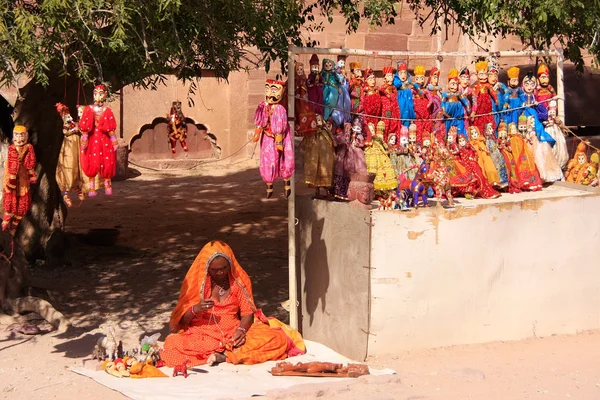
[169,241,255,332]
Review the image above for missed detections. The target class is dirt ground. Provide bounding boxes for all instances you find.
[1,160,599,400]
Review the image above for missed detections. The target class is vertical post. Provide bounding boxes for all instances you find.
[119,87,124,139]
[287,46,298,330]
[435,17,442,70]
[556,50,566,123]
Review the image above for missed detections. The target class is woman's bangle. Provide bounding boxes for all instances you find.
[237,326,247,334]
[190,305,198,318]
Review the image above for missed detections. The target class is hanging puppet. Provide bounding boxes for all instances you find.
[360,68,382,145]
[294,62,318,137]
[495,122,521,193]
[489,63,508,127]
[468,126,501,187]
[535,64,556,105]
[253,79,294,198]
[348,62,364,115]
[471,61,498,134]
[426,67,446,144]
[0,133,8,204]
[331,122,353,200]
[379,66,400,142]
[456,133,501,199]
[520,72,556,148]
[544,99,569,169]
[444,126,477,198]
[507,121,542,191]
[458,67,473,130]
[483,123,509,189]
[412,65,434,144]
[79,84,118,196]
[392,62,416,127]
[346,117,368,176]
[55,103,84,207]
[442,69,471,139]
[167,101,189,154]
[307,54,324,116]
[364,121,398,192]
[504,67,523,125]
[331,56,352,127]
[526,115,563,183]
[321,58,340,123]
[2,125,37,233]
[302,114,334,198]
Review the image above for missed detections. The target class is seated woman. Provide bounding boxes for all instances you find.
[160,240,305,367]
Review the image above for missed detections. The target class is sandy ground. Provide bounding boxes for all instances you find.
[1,159,600,400]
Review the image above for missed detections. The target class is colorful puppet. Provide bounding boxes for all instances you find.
[412,65,434,144]
[379,66,401,142]
[307,54,325,116]
[456,134,501,199]
[348,62,364,114]
[321,58,340,123]
[364,121,398,192]
[2,125,37,232]
[442,69,471,138]
[167,101,189,154]
[393,62,416,127]
[253,79,294,198]
[488,63,508,127]
[426,67,446,144]
[468,126,501,187]
[544,99,569,169]
[507,121,542,191]
[526,115,563,183]
[483,123,509,189]
[331,56,352,127]
[520,72,556,147]
[294,62,318,137]
[504,67,524,125]
[535,64,556,105]
[79,84,119,196]
[470,61,498,133]
[55,103,84,207]
[360,68,382,145]
[302,114,335,198]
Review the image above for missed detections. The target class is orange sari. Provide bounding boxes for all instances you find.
[160,241,305,367]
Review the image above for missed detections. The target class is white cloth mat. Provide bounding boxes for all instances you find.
[70,340,395,400]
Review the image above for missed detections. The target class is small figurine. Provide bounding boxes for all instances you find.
[79,84,119,196]
[535,64,556,105]
[348,62,364,114]
[331,122,353,200]
[364,121,398,192]
[379,66,401,142]
[468,126,501,187]
[393,61,416,127]
[302,114,335,198]
[307,54,325,116]
[456,134,501,199]
[172,360,190,378]
[294,62,318,137]
[253,79,295,198]
[55,103,85,207]
[412,65,434,144]
[442,69,471,139]
[526,114,563,183]
[544,99,569,169]
[331,55,352,127]
[321,58,340,123]
[488,63,508,127]
[483,122,509,190]
[520,72,556,147]
[166,101,189,154]
[470,61,498,134]
[565,141,590,183]
[360,69,382,145]
[507,121,542,191]
[2,125,37,233]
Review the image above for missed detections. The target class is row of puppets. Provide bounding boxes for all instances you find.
[254,57,600,208]
[0,85,118,234]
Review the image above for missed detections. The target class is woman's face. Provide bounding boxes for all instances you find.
[459,74,469,87]
[578,154,586,165]
[470,127,479,140]
[208,256,231,283]
[488,72,498,85]
[430,74,439,86]
[523,79,536,94]
[366,75,375,87]
[458,136,466,147]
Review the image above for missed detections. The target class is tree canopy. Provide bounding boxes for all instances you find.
[0,0,598,91]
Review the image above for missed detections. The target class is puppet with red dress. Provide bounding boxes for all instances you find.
[167,101,189,154]
[79,84,118,196]
[412,65,434,144]
[470,61,498,134]
[348,62,364,114]
[535,64,556,105]
[379,66,400,142]
[2,125,37,233]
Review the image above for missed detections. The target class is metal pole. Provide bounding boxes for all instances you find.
[290,47,561,59]
[556,50,566,122]
[287,46,298,330]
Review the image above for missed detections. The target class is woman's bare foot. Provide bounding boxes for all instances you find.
[206,352,226,366]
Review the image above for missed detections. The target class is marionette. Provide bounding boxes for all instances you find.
[348,62,364,114]
[79,84,118,196]
[404,123,423,180]
[444,126,477,198]
[332,56,352,127]
[483,122,509,189]
[470,61,498,134]
[520,72,556,147]
[302,113,334,198]
[429,143,455,208]
[488,63,508,128]
[346,117,368,175]
[2,125,37,232]
[307,54,325,116]
[253,79,294,198]
[167,101,189,154]
[294,62,318,137]
[393,62,416,127]
[321,58,340,123]
[468,126,500,187]
[412,65,434,144]
[426,67,446,142]
[504,67,524,126]
[0,134,8,204]
[360,68,382,145]
[364,121,398,192]
[387,125,401,178]
[379,66,400,142]
[496,122,521,193]
[565,141,590,183]
[442,69,471,139]
[55,103,84,207]
[526,115,563,182]
[508,121,542,191]
[544,99,569,169]
[456,134,501,199]
[535,64,556,105]
[331,122,352,200]
[458,67,473,132]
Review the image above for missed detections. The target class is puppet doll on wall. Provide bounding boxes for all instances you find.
[55,103,84,207]
[544,99,569,169]
[443,126,477,198]
[167,101,189,154]
[456,134,501,199]
[321,58,340,123]
[442,69,471,139]
[332,56,352,127]
[412,65,434,144]
[458,67,473,130]
[483,123,509,189]
[303,114,334,198]
[535,64,556,105]
[294,62,318,137]
[496,122,521,193]
[426,67,446,145]
[521,72,556,147]
[2,125,37,233]
[360,68,382,146]
[331,122,353,200]
[489,63,508,128]
[307,54,324,116]
[471,61,498,134]
[393,62,416,127]
[364,121,398,192]
[507,121,542,191]
[79,84,118,197]
[253,79,294,198]
[348,62,364,114]
[504,67,523,125]
[526,115,563,183]
[379,66,400,142]
[468,126,500,187]
[346,117,368,176]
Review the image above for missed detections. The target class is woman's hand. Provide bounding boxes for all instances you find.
[231,328,246,348]
[197,298,214,312]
